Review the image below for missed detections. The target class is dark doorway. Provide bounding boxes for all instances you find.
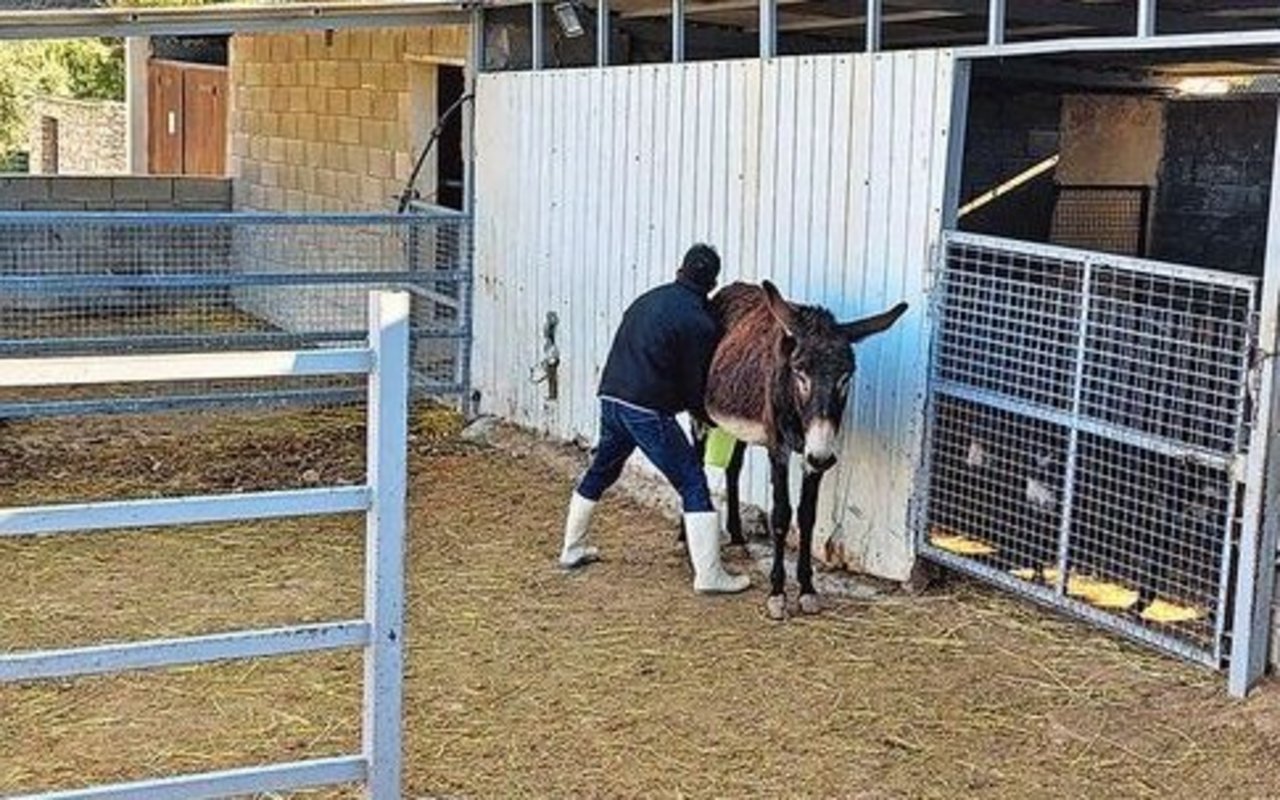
[436,65,466,211]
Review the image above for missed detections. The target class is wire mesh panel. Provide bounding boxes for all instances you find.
[1050,185,1150,258]
[920,231,1259,666]
[0,211,472,418]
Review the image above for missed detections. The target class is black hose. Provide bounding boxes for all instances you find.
[397,91,476,213]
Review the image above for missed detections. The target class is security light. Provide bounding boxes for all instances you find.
[553,1,585,38]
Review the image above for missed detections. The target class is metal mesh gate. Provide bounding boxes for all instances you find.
[0,209,472,418]
[918,231,1259,665]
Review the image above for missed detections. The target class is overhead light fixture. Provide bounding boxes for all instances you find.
[553,1,586,38]
[1175,76,1234,96]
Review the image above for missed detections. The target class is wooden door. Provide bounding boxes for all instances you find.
[148,61,184,174]
[147,60,228,176]
[182,67,227,176]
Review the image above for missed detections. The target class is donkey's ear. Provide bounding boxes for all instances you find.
[761,280,798,337]
[840,302,908,343]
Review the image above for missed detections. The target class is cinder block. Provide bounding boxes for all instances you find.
[361,120,387,147]
[50,178,113,202]
[317,115,338,143]
[360,175,386,208]
[338,61,361,89]
[304,140,325,165]
[350,31,372,61]
[345,144,369,174]
[308,87,328,113]
[395,152,413,182]
[109,201,150,211]
[22,200,87,211]
[327,89,349,115]
[349,89,373,118]
[174,178,233,205]
[0,178,51,201]
[280,62,298,87]
[111,177,175,202]
[367,149,392,180]
[298,61,316,87]
[361,63,383,90]
[280,114,298,139]
[316,169,337,197]
[317,60,339,88]
[271,37,290,63]
[338,118,362,145]
[384,64,408,93]
[287,140,306,166]
[297,114,317,142]
[325,143,346,170]
[261,163,282,188]
[289,88,308,113]
[268,137,287,163]
[373,92,397,122]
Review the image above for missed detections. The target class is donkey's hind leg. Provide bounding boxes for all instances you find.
[725,440,747,546]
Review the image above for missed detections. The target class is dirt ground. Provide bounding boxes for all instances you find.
[2,404,1280,799]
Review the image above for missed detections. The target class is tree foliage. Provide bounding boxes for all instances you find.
[0,38,124,156]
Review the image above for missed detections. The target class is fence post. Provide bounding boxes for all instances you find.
[364,289,410,798]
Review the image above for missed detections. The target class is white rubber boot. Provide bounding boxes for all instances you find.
[686,511,751,594]
[705,465,728,541]
[559,492,600,569]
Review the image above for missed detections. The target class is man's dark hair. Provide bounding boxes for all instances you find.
[677,243,720,294]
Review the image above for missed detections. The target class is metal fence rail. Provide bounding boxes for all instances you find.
[919,231,1259,668]
[1,290,410,800]
[0,210,472,418]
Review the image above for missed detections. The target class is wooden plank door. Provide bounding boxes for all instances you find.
[182,67,228,177]
[148,61,184,174]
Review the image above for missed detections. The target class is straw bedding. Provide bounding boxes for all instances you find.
[2,404,1279,799]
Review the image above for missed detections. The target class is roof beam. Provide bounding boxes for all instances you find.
[0,1,468,40]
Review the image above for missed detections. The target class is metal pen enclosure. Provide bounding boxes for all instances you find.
[0,210,473,418]
[0,291,412,799]
[472,51,958,582]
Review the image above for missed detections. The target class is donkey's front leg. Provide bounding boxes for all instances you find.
[766,449,792,621]
[796,471,822,614]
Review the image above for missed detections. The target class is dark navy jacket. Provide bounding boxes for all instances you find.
[598,278,718,419]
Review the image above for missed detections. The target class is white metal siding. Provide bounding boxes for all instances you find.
[473,51,957,581]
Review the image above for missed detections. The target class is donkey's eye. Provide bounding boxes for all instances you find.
[794,373,812,399]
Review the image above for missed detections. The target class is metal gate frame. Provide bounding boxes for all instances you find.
[0,291,410,799]
[0,210,474,419]
[917,230,1260,670]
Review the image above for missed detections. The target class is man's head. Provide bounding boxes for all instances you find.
[677,243,720,295]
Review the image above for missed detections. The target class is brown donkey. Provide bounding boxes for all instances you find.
[702,281,907,619]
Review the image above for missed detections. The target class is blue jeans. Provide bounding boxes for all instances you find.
[577,399,712,513]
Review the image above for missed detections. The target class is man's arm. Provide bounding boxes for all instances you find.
[680,314,718,425]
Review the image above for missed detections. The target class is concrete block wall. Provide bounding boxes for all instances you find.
[27,96,128,176]
[228,26,468,213]
[0,177,234,313]
[0,176,231,211]
[1151,98,1276,276]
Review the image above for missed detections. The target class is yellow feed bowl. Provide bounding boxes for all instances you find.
[1141,599,1205,624]
[1009,567,1139,609]
[929,528,997,557]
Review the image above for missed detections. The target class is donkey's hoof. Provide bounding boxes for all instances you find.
[798,593,822,615]
[766,594,788,621]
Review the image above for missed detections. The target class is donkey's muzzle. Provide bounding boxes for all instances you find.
[805,453,837,473]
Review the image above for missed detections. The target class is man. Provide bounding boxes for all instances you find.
[558,244,751,594]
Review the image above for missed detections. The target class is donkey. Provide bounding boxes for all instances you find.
[699,280,907,619]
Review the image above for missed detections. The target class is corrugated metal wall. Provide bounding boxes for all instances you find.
[472,51,957,581]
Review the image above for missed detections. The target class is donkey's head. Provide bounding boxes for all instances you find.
[761,281,908,473]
